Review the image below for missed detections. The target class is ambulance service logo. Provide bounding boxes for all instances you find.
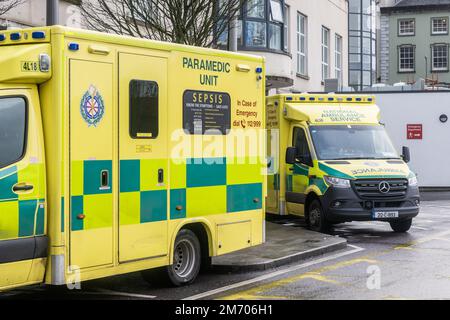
[80,85,105,127]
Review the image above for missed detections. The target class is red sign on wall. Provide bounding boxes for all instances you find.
[407,124,422,140]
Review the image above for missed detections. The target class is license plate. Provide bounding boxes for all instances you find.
[372,210,399,219]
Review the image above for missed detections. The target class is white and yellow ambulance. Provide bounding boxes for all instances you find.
[266,94,420,233]
[0,26,266,291]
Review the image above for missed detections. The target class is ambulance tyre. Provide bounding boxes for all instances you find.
[307,199,330,233]
[167,229,202,286]
[390,218,412,233]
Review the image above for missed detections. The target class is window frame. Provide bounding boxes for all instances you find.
[0,95,28,169]
[431,43,449,72]
[431,17,449,36]
[398,45,416,73]
[296,11,308,77]
[129,79,159,140]
[321,26,330,82]
[398,18,415,37]
[292,126,313,167]
[335,33,343,85]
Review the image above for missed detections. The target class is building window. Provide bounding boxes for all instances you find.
[398,19,415,36]
[321,26,330,81]
[432,17,449,35]
[335,34,343,84]
[398,45,415,73]
[296,12,307,76]
[217,0,287,53]
[129,80,159,139]
[283,4,289,52]
[432,44,449,71]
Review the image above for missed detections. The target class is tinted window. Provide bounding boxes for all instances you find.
[129,80,159,139]
[0,97,27,168]
[293,127,312,166]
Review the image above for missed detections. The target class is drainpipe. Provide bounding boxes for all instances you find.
[46,0,59,26]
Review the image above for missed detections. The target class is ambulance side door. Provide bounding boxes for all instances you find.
[285,124,313,214]
[0,89,46,289]
[118,52,169,262]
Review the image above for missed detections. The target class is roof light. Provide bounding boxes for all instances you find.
[309,97,315,101]
[368,98,373,102]
[10,32,21,41]
[328,98,334,101]
[32,31,46,39]
[356,97,362,101]
[256,67,263,73]
[286,96,293,101]
[68,42,79,51]
[300,97,306,101]
[346,97,353,101]
[0,34,5,42]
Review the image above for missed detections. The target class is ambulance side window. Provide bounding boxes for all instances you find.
[0,97,27,169]
[292,127,313,167]
[129,80,159,139]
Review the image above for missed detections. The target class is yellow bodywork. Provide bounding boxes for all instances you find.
[0,26,266,290]
[266,93,413,217]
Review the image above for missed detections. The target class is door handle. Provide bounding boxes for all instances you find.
[12,183,34,193]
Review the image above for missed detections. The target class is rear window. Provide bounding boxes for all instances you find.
[0,97,27,168]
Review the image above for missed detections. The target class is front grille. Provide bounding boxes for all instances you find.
[352,179,408,199]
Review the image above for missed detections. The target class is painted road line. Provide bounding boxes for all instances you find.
[90,289,156,299]
[395,229,450,250]
[183,244,365,300]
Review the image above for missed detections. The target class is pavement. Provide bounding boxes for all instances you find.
[212,221,347,272]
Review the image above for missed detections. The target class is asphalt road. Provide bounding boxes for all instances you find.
[2,194,450,300]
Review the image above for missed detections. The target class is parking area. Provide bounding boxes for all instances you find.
[2,193,450,300]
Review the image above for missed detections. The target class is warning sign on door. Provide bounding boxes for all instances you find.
[407,124,422,140]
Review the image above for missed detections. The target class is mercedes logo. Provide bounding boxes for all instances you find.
[378,181,391,194]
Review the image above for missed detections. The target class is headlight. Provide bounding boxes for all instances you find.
[324,176,351,188]
[408,176,418,186]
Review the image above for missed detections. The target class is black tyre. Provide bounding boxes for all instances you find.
[307,199,330,233]
[142,229,201,287]
[390,219,412,233]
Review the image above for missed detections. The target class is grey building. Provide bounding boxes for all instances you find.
[380,0,450,86]
[348,0,378,91]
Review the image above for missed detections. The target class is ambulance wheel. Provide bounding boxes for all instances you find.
[307,199,330,233]
[167,229,201,286]
[390,219,412,233]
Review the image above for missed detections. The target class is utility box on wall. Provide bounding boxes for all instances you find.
[374,91,450,188]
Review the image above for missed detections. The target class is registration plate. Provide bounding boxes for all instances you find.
[372,210,399,219]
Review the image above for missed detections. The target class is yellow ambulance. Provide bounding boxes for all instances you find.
[266,94,420,233]
[0,26,266,291]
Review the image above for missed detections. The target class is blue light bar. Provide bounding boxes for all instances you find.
[32,31,46,39]
[328,98,334,101]
[68,43,79,51]
[0,34,5,42]
[286,96,293,101]
[309,97,315,101]
[368,98,373,102]
[10,33,21,41]
[346,98,353,101]
[356,98,362,101]
[300,97,306,101]
[256,67,263,74]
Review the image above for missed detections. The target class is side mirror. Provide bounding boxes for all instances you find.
[286,147,297,165]
[402,146,411,163]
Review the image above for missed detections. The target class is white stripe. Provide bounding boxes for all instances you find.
[183,244,364,300]
[90,289,156,299]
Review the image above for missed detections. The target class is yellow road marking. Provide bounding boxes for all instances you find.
[219,258,376,300]
[394,229,450,250]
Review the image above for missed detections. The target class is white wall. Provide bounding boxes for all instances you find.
[0,0,81,28]
[376,92,450,187]
[285,0,349,92]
